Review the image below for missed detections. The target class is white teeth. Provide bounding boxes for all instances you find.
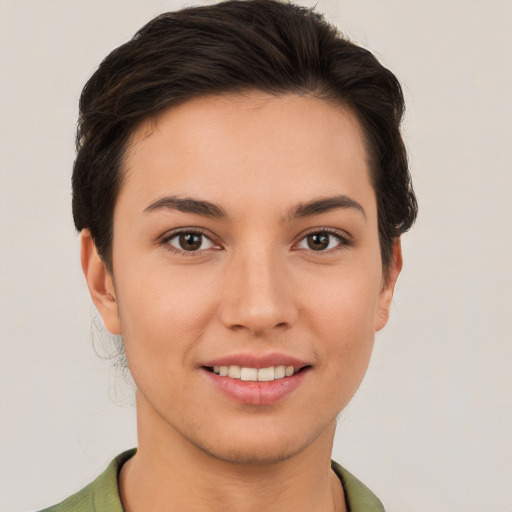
[274,366,286,379]
[241,367,258,381]
[257,367,274,382]
[228,365,241,378]
[211,365,299,381]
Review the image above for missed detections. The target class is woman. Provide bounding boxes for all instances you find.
[40,0,417,510]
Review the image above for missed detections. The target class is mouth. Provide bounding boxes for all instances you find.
[204,365,308,382]
[201,354,311,404]
[203,363,311,405]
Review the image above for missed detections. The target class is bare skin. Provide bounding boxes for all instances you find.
[81,92,401,512]
[119,407,345,512]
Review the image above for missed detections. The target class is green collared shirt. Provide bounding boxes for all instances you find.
[39,449,385,512]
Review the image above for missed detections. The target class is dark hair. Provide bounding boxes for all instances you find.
[72,0,417,273]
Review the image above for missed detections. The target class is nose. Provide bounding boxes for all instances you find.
[218,246,298,336]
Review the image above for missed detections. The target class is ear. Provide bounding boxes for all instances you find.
[374,238,403,332]
[80,230,122,335]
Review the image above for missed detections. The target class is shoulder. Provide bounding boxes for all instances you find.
[331,460,386,512]
[37,449,136,512]
[37,481,94,512]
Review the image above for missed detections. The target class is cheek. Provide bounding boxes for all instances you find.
[114,264,220,360]
[305,258,382,331]
[302,265,382,379]
[312,298,376,411]
[313,290,377,361]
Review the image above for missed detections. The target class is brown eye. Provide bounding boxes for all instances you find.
[306,233,330,251]
[166,231,215,252]
[179,233,202,250]
[297,231,345,252]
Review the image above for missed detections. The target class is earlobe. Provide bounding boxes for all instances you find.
[375,239,403,332]
[80,230,122,335]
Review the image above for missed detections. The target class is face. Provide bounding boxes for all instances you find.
[84,92,401,465]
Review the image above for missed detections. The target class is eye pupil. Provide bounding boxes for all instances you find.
[179,233,202,251]
[307,233,329,251]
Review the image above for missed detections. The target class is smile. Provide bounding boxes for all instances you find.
[204,364,310,405]
[209,365,298,381]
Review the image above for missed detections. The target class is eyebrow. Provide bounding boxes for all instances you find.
[144,196,227,218]
[284,195,367,222]
[143,194,366,221]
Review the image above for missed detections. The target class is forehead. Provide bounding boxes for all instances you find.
[119,92,374,218]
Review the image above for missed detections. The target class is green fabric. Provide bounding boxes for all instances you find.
[38,450,132,512]
[331,461,385,512]
[39,449,385,512]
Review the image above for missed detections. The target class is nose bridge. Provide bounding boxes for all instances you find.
[219,239,296,334]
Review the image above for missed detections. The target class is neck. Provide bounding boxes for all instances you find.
[119,392,346,512]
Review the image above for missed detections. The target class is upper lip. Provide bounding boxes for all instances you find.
[201,352,310,369]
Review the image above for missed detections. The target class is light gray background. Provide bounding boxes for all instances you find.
[1,1,511,511]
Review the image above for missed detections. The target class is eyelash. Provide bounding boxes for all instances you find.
[161,228,219,257]
[160,227,352,256]
[295,228,353,253]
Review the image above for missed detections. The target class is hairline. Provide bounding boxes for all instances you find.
[103,88,391,277]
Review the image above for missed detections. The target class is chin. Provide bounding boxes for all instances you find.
[192,436,310,466]
[180,416,337,467]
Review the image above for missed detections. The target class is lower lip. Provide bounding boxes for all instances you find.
[203,368,309,405]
